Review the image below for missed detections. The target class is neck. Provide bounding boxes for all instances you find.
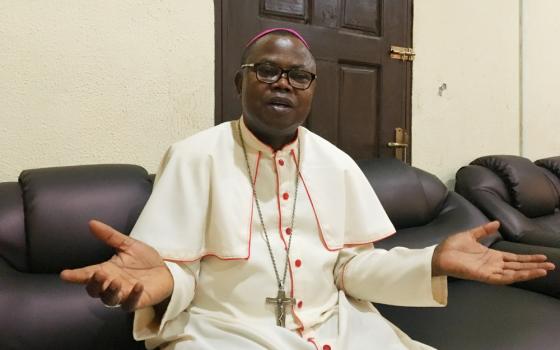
[244,122,298,151]
[258,132,297,151]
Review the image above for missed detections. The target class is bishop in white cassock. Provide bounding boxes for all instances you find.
[130,118,446,350]
[60,28,554,350]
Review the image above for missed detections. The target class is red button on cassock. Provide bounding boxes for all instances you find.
[278,159,285,166]
[282,192,289,200]
[285,227,292,235]
[323,345,331,350]
[295,259,302,267]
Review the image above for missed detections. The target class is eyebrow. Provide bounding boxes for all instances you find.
[257,60,307,69]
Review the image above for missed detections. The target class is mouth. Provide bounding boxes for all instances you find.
[267,96,295,110]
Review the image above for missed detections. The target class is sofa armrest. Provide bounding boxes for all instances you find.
[376,280,560,350]
[0,258,144,350]
[490,240,560,298]
[376,192,498,250]
[0,182,27,272]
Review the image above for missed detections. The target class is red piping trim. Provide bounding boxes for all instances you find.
[290,148,298,164]
[307,338,319,350]
[163,254,247,263]
[356,230,397,245]
[273,153,288,250]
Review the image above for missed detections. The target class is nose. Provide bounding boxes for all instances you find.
[272,72,292,91]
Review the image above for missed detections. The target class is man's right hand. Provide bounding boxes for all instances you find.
[60,220,174,312]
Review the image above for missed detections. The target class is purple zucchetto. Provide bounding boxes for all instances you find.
[245,28,310,49]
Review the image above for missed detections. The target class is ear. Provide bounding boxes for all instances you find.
[234,70,243,95]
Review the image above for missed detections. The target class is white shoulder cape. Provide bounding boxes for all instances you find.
[130,121,395,261]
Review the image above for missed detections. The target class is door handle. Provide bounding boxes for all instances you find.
[387,128,409,162]
[387,142,408,148]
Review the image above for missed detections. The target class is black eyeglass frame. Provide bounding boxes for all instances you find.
[240,62,317,90]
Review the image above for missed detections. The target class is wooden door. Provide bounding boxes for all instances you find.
[215,0,412,161]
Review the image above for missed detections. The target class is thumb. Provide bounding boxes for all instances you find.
[89,219,132,250]
[471,221,500,240]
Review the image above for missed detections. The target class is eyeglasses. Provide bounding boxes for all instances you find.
[241,62,317,90]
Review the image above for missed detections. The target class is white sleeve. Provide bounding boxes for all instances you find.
[334,245,447,307]
[132,260,199,342]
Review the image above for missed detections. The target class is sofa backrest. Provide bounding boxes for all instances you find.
[0,164,153,273]
[358,158,448,229]
[456,155,560,245]
[535,156,560,194]
[358,158,496,249]
[471,155,559,218]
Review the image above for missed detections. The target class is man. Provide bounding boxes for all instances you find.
[61,28,554,349]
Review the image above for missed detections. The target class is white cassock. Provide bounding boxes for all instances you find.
[130,118,447,350]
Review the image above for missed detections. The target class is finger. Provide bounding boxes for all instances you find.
[471,221,500,240]
[89,220,135,250]
[86,270,111,298]
[121,283,144,312]
[501,252,549,263]
[60,265,99,284]
[503,261,556,271]
[100,279,123,307]
[492,269,549,284]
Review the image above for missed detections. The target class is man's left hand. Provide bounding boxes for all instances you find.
[432,221,555,284]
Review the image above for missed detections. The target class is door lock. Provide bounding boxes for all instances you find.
[387,128,409,162]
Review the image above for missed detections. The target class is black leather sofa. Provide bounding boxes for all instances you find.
[0,165,150,350]
[359,158,560,350]
[1,161,560,350]
[455,155,560,249]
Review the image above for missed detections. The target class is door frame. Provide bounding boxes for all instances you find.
[215,0,224,125]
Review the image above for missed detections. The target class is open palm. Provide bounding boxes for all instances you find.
[60,220,173,311]
[432,221,555,284]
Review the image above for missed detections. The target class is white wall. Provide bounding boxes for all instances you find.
[412,0,560,187]
[411,0,520,187]
[522,0,560,159]
[2,1,559,185]
[0,1,214,182]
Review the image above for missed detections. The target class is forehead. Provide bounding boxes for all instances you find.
[246,34,315,69]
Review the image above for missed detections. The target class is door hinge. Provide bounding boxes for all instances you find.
[390,46,415,61]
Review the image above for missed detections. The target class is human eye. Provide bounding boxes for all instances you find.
[257,63,280,78]
[289,69,312,83]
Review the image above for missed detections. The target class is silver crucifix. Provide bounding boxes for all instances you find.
[265,289,295,327]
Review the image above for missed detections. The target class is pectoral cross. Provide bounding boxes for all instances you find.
[265,289,294,327]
